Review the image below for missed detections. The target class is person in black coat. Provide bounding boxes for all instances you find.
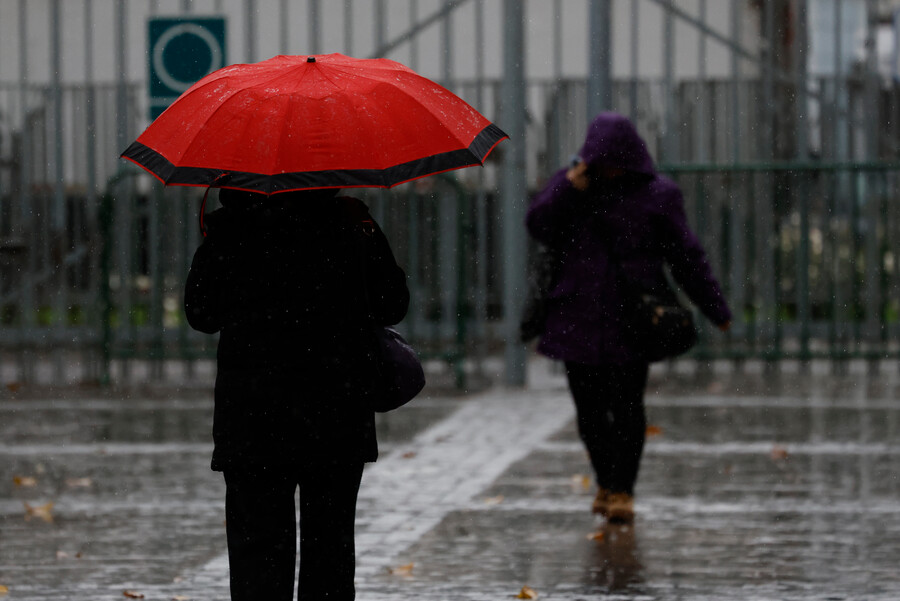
[184,187,409,601]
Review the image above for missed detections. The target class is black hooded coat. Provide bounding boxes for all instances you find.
[184,191,409,471]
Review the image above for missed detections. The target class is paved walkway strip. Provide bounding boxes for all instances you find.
[187,389,575,589]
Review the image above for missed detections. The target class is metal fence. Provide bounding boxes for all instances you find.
[1,0,899,387]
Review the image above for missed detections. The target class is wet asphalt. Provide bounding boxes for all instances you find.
[1,358,899,600]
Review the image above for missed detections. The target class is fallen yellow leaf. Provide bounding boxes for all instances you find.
[645,425,663,437]
[123,591,145,599]
[24,502,54,523]
[586,530,605,541]
[388,563,414,576]
[13,476,37,487]
[0,584,9,596]
[516,585,539,599]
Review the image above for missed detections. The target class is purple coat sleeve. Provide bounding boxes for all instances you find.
[655,183,733,327]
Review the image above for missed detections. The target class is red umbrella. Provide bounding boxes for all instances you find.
[121,53,507,195]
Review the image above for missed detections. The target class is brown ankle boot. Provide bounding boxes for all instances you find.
[605,492,634,524]
[592,487,610,516]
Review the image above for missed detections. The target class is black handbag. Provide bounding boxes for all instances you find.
[350,201,425,412]
[370,326,426,412]
[630,291,697,362]
[606,235,697,362]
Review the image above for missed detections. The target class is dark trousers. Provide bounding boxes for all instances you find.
[565,361,650,496]
[223,461,365,601]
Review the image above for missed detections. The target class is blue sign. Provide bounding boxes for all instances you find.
[148,17,226,120]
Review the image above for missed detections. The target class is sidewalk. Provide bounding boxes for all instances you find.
[1,359,899,600]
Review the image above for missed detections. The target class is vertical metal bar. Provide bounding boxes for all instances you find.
[756,0,777,359]
[50,0,67,381]
[375,0,386,56]
[18,0,35,383]
[727,1,746,361]
[553,0,562,79]
[795,0,811,362]
[850,168,861,351]
[115,0,131,382]
[502,0,527,386]
[150,184,164,380]
[663,0,676,163]
[439,186,457,346]
[344,0,354,57]
[761,0,775,161]
[629,0,639,119]
[587,0,612,118]
[863,0,880,356]
[823,1,843,353]
[472,0,488,375]
[245,0,256,63]
[730,0,741,163]
[309,0,321,54]
[695,0,706,163]
[409,0,419,71]
[85,0,100,381]
[280,0,289,54]
[792,0,809,162]
[549,0,563,173]
[442,0,453,86]
[406,193,420,340]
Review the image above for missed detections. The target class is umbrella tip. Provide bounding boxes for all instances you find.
[307,56,316,63]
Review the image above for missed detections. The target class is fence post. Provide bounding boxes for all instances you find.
[587,0,612,118]
[501,0,527,386]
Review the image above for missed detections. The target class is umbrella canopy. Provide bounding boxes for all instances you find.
[122,53,507,194]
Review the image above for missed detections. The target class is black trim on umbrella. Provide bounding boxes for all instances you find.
[121,123,508,195]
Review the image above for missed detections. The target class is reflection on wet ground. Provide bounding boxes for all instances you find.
[1,365,899,600]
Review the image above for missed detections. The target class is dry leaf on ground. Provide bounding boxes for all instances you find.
[645,425,663,437]
[388,563,414,576]
[123,591,145,599]
[515,585,539,599]
[66,477,93,489]
[0,584,9,596]
[24,502,54,523]
[570,474,591,491]
[171,595,191,601]
[483,495,504,505]
[770,445,789,460]
[13,476,37,488]
[586,530,605,541]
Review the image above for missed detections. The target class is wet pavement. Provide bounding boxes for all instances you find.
[1,358,899,600]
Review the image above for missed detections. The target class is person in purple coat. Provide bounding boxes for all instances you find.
[526,112,732,523]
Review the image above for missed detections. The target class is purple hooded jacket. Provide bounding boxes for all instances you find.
[526,112,732,365]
